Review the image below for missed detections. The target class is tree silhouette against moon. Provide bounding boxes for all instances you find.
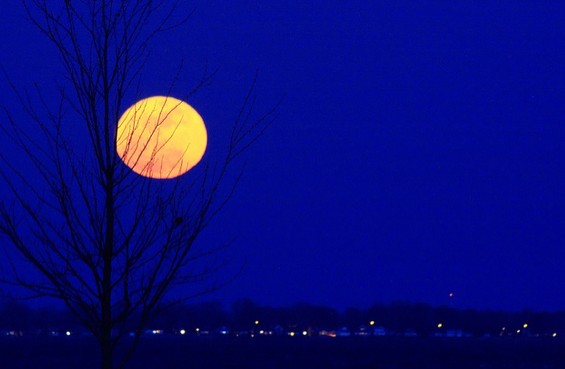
[116,96,207,179]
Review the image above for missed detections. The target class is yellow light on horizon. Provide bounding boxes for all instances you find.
[437,323,443,328]
[369,320,375,326]
[523,323,528,329]
[116,96,207,179]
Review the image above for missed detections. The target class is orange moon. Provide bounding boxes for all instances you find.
[116,96,207,179]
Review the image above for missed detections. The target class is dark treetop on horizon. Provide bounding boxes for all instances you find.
[1,1,565,312]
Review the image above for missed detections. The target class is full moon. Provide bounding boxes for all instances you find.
[116,96,207,179]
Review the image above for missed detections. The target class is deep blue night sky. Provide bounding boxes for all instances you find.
[2,1,565,312]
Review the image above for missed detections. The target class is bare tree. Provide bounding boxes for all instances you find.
[0,1,276,369]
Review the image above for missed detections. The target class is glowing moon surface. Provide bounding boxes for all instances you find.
[116,96,207,179]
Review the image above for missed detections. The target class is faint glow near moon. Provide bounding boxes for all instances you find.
[116,96,207,179]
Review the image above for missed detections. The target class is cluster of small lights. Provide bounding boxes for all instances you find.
[319,330,337,338]
[1,321,558,338]
[25,316,562,340]
[285,331,309,337]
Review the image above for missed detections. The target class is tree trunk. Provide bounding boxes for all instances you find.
[101,185,115,369]
[101,329,113,369]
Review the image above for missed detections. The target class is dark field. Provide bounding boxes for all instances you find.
[1,336,564,369]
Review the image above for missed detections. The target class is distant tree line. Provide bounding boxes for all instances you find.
[1,298,564,338]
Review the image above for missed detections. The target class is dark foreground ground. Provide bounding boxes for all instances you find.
[1,336,564,369]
